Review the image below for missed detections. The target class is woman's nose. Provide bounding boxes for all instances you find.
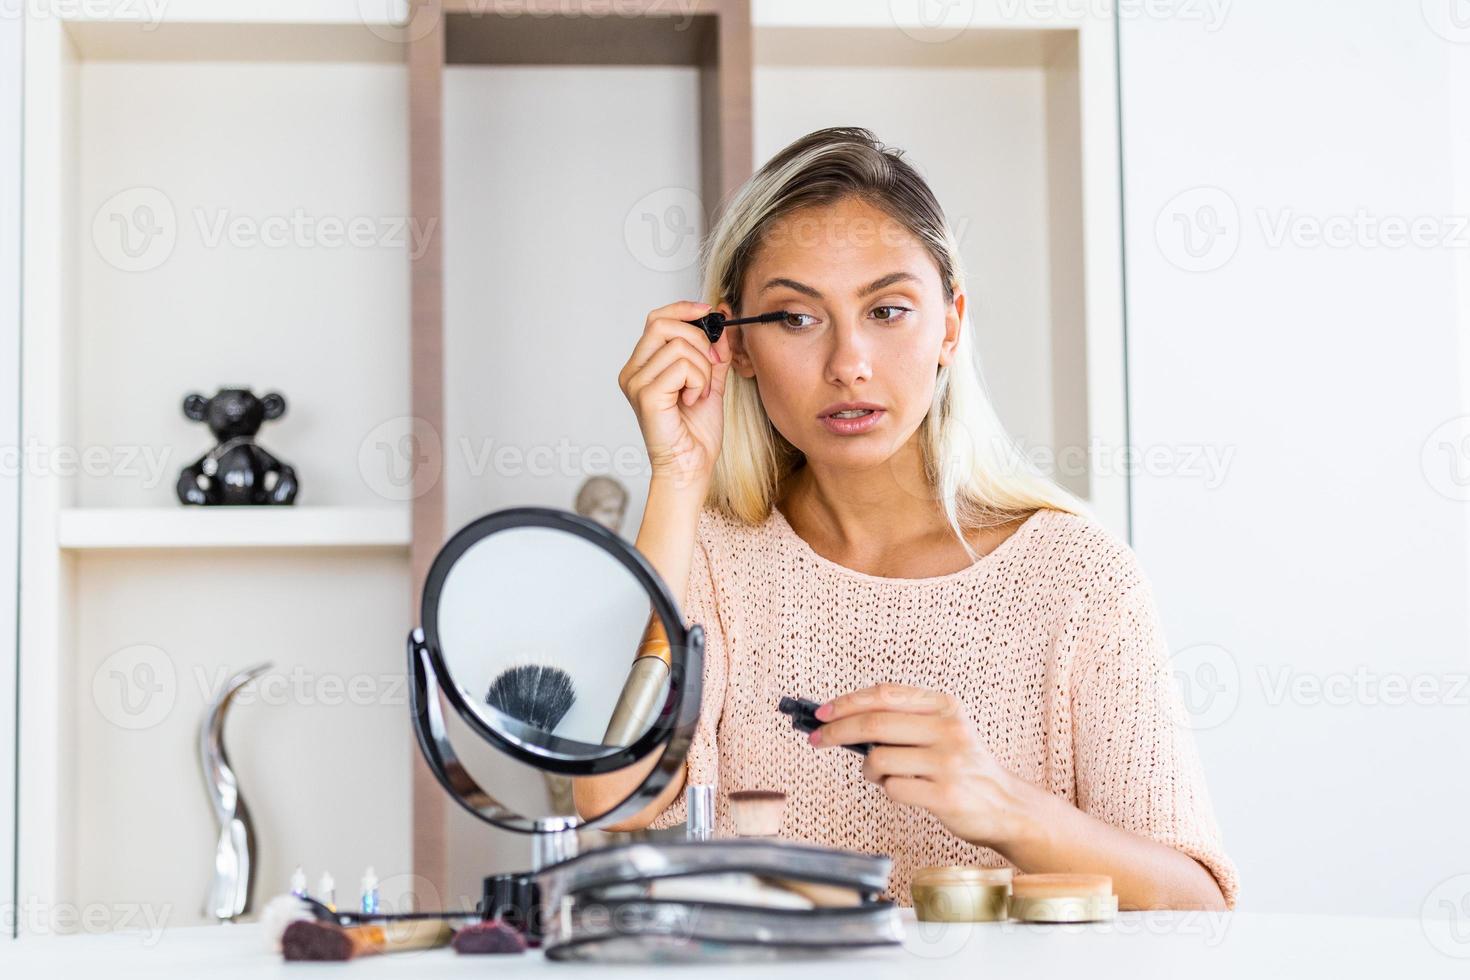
[825,316,873,388]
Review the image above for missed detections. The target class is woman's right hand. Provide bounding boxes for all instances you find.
[618,300,733,489]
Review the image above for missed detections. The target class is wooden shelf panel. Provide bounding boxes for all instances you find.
[58,507,411,551]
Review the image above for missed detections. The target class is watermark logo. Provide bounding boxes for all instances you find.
[2,898,172,944]
[92,644,177,731]
[92,187,177,273]
[1155,186,1240,272]
[1422,873,1470,958]
[624,187,703,273]
[357,0,442,44]
[1422,0,1470,43]
[91,186,436,272]
[12,0,168,29]
[358,415,443,502]
[889,0,977,42]
[1422,416,1470,501]
[1171,642,1239,730]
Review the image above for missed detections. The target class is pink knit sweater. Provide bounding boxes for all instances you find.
[647,504,1238,908]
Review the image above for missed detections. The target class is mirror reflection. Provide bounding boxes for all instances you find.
[436,525,671,759]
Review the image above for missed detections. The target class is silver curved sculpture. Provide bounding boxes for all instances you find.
[200,661,271,922]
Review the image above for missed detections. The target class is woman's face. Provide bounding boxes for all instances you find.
[724,196,964,472]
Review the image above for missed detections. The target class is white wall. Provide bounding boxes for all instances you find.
[0,11,21,932]
[1121,2,1470,914]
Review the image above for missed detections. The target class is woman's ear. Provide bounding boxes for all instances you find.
[937,288,964,368]
[722,304,757,379]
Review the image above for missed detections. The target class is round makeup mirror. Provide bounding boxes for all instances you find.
[407,507,703,834]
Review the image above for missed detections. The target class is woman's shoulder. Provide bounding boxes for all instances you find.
[1017,507,1150,601]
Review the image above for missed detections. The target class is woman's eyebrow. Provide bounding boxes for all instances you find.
[758,271,922,300]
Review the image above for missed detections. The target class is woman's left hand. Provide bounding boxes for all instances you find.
[810,683,1038,851]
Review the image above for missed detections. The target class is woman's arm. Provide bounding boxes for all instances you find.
[571,475,705,830]
[812,678,1233,911]
[988,776,1226,909]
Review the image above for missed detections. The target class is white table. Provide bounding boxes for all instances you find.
[0,909,1460,979]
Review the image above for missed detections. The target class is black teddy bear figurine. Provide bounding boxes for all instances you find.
[176,388,299,506]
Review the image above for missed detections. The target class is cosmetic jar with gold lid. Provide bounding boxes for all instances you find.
[1008,874,1117,923]
[910,866,1013,922]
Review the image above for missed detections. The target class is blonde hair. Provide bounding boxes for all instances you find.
[700,127,1082,559]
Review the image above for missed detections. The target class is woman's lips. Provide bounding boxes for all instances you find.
[819,408,885,435]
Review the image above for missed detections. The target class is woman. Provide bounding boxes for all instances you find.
[574,126,1236,911]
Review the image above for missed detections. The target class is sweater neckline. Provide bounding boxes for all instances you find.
[767,505,1049,586]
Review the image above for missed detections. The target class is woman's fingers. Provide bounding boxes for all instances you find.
[862,745,942,782]
[624,337,711,406]
[811,710,945,749]
[879,776,940,810]
[619,305,716,387]
[816,684,960,722]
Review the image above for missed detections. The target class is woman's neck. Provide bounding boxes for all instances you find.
[776,438,949,553]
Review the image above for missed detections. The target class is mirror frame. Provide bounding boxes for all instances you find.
[407,506,704,833]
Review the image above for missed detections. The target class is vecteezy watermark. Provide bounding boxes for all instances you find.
[1258,666,1470,709]
[92,187,178,273]
[1014,438,1236,489]
[1422,416,1470,501]
[1172,643,1240,730]
[94,647,416,731]
[1256,208,1470,251]
[888,0,978,43]
[357,416,653,502]
[396,0,700,42]
[194,664,410,710]
[1155,187,1242,273]
[1,898,172,945]
[624,187,705,273]
[1422,0,1470,44]
[193,208,437,258]
[904,906,1231,958]
[995,0,1231,31]
[358,415,444,503]
[92,644,178,731]
[1157,186,1470,272]
[90,186,437,273]
[622,187,975,274]
[0,438,174,488]
[6,0,168,28]
[1422,874,1470,959]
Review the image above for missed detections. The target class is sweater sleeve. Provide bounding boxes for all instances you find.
[647,512,728,830]
[1070,575,1240,909]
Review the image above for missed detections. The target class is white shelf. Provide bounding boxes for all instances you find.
[58,0,413,62]
[56,0,408,24]
[57,506,410,551]
[752,0,1096,30]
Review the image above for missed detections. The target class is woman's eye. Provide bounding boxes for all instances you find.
[872,306,913,322]
[782,312,818,330]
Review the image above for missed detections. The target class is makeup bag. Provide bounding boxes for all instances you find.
[533,838,903,962]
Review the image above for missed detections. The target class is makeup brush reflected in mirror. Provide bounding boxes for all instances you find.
[485,663,576,733]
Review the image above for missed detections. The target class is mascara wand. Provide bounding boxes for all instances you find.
[687,310,791,344]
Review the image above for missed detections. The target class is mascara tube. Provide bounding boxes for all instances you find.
[779,696,873,755]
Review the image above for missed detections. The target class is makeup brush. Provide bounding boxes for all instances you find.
[281,918,454,961]
[485,664,576,732]
[729,790,787,838]
[686,310,792,344]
